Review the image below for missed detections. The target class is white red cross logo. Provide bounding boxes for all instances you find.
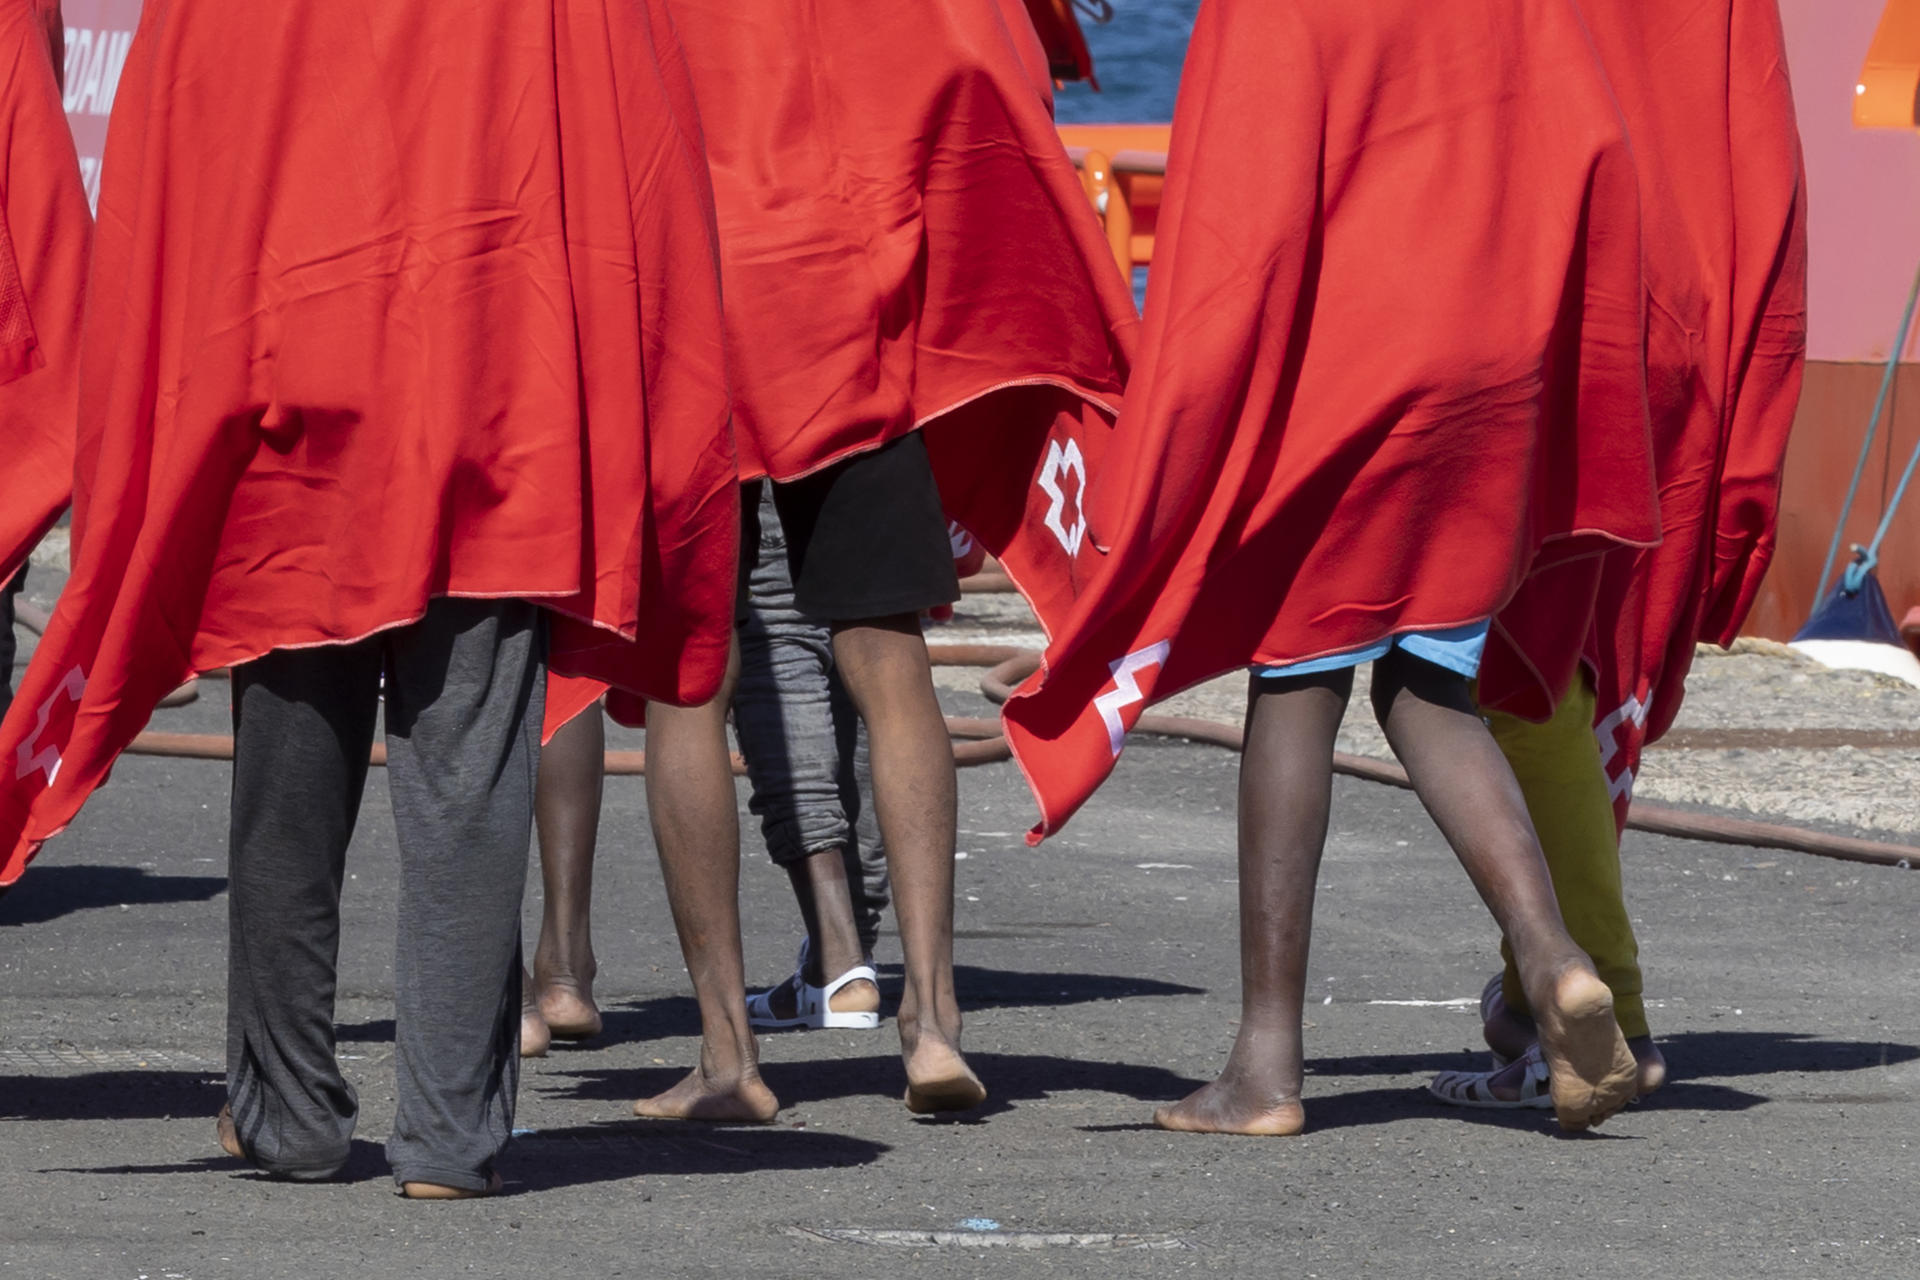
[1593,691,1650,804]
[1037,438,1088,558]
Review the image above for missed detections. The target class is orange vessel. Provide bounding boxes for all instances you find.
[1055,124,1168,277]
[1744,1,1920,639]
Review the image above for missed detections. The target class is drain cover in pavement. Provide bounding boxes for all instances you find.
[786,1227,1194,1250]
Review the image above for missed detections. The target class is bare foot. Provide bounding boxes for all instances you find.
[1533,967,1638,1131]
[216,1105,245,1160]
[536,981,602,1041]
[632,1066,779,1123]
[520,1004,551,1059]
[1153,1077,1305,1136]
[401,1172,503,1200]
[1628,1035,1667,1097]
[899,1016,985,1114]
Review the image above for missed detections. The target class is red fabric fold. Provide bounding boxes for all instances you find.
[1483,0,1807,818]
[558,0,1140,730]
[0,0,738,884]
[667,0,1135,487]
[0,0,89,581]
[1003,0,1661,841]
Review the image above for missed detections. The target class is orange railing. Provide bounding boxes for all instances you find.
[1057,124,1170,277]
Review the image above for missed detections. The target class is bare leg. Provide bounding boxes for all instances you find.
[1156,670,1350,1136]
[529,708,606,1039]
[632,658,778,1124]
[1371,650,1636,1131]
[831,615,983,1113]
[758,850,882,1021]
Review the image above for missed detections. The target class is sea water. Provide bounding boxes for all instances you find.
[1050,1,1199,304]
[1053,0,1200,124]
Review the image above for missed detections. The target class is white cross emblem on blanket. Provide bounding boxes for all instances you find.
[1037,437,1088,557]
[16,666,87,786]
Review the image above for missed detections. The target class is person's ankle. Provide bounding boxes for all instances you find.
[533,949,596,992]
[807,935,867,986]
[1511,945,1596,1013]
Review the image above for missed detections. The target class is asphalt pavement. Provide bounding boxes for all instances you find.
[1,656,1917,1279]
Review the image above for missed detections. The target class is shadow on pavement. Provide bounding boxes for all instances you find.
[45,1138,391,1184]
[332,1017,399,1043]
[1303,1080,1766,1136]
[1303,1030,1919,1085]
[508,1122,889,1192]
[33,1118,883,1193]
[1654,1029,1920,1078]
[342,963,1207,1050]
[942,962,1208,1007]
[543,1050,1208,1118]
[0,865,226,927]
[0,1069,223,1121]
[1253,1027,1920,1134]
[1077,1077,1771,1137]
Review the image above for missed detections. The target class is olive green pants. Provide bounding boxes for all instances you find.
[1483,671,1650,1040]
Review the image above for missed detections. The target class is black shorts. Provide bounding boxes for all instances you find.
[743,430,960,622]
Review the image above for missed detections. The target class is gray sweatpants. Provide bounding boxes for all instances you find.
[733,486,889,952]
[226,597,543,1189]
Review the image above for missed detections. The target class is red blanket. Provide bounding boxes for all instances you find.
[668,0,1134,484]
[1003,0,1662,840]
[1484,0,1808,817]
[545,0,1139,733]
[0,0,738,884]
[0,0,88,581]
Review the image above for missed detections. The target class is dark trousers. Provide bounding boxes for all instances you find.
[225,597,543,1188]
[1,567,24,718]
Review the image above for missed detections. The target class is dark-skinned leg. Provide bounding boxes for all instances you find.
[1370,649,1636,1131]
[1156,668,1350,1136]
[830,614,983,1113]
[525,707,606,1042]
[757,851,881,1021]
[632,653,779,1123]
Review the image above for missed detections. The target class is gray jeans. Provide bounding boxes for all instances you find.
[226,597,543,1189]
[733,486,889,951]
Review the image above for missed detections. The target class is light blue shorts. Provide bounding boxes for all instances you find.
[1254,621,1491,682]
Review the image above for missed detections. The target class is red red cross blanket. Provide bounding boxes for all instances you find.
[545,0,1139,733]
[0,0,89,583]
[0,0,739,884]
[1484,0,1808,822]
[1003,0,1663,841]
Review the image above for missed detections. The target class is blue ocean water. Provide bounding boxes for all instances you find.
[1050,2,1199,302]
[1053,0,1200,124]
